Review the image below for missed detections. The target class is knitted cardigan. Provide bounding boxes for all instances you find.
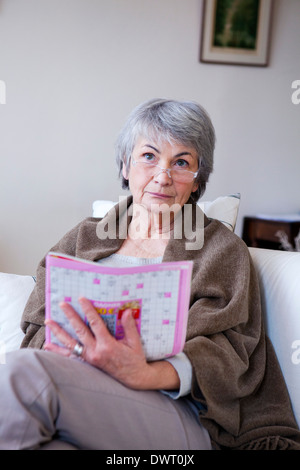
[20,196,300,450]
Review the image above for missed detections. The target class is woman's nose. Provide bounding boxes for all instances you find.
[154,167,172,184]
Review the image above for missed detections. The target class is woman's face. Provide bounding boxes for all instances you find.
[123,136,199,214]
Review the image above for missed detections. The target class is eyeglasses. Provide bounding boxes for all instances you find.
[131,157,198,183]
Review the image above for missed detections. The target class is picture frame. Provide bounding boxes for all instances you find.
[200,0,273,67]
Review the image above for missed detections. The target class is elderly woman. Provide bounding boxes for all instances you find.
[0,99,299,450]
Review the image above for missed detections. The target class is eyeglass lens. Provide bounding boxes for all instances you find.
[134,161,195,183]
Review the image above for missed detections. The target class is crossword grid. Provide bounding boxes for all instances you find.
[48,265,182,360]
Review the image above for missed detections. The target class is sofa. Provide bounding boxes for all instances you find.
[1,195,299,444]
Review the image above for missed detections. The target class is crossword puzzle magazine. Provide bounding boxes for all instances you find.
[45,252,193,361]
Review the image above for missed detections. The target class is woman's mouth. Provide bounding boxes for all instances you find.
[147,192,173,199]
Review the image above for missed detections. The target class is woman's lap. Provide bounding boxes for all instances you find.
[0,349,211,450]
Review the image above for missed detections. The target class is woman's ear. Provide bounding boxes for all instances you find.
[192,181,199,193]
[122,163,128,180]
[122,156,129,180]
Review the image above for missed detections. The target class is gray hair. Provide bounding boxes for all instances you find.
[115,98,215,202]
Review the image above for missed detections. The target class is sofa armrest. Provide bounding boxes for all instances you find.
[249,247,300,428]
[0,273,35,354]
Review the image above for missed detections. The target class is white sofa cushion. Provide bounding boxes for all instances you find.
[93,193,241,232]
[249,247,300,428]
[0,273,35,355]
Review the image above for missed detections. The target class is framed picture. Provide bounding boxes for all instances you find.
[200,0,273,66]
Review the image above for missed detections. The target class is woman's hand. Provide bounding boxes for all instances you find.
[44,298,180,391]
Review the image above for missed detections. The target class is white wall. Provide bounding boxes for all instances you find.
[0,0,299,274]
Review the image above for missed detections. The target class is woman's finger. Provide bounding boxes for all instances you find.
[59,301,94,345]
[44,318,79,352]
[120,309,142,351]
[78,297,113,340]
[44,340,73,357]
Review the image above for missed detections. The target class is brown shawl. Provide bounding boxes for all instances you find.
[20,196,300,450]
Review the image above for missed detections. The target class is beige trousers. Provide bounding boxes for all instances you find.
[0,349,211,450]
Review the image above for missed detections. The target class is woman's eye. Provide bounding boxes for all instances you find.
[175,159,189,168]
[143,153,156,162]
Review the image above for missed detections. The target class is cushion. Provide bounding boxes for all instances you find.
[249,247,300,428]
[92,193,241,232]
[0,273,35,355]
[198,193,240,231]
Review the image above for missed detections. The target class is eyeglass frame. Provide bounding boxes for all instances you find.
[131,156,198,182]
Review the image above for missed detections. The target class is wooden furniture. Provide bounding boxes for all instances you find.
[242,216,300,250]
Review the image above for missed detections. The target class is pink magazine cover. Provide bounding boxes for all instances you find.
[45,252,193,361]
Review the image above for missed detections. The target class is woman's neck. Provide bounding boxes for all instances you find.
[128,203,175,241]
[116,202,177,258]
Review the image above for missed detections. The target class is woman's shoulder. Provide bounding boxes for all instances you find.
[49,217,103,257]
[201,217,250,265]
[67,216,103,236]
[206,218,247,249]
